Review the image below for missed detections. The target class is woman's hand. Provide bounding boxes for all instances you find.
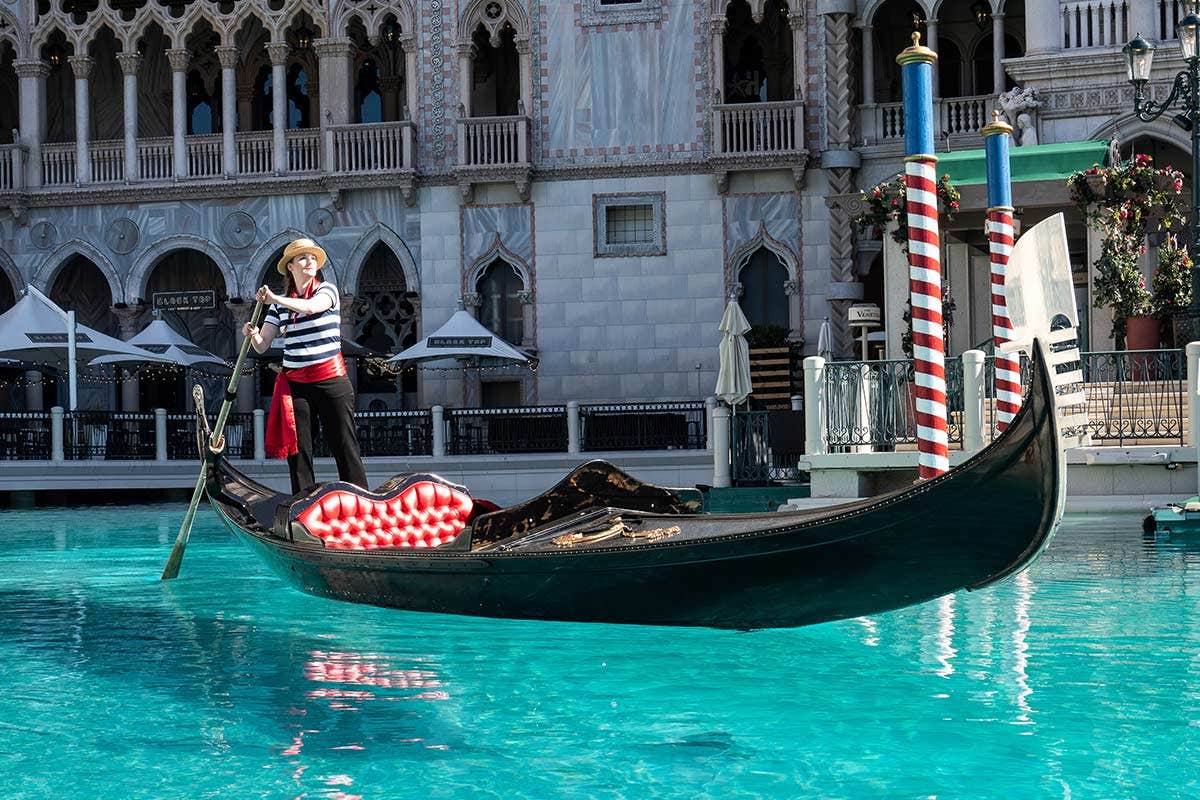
[242,322,260,341]
[256,285,280,305]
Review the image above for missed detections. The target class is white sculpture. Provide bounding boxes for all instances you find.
[996,86,1042,146]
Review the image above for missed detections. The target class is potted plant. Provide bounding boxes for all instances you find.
[853,173,960,358]
[1069,154,1185,349]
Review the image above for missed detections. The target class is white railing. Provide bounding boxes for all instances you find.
[286,129,322,173]
[41,143,76,186]
[939,95,993,137]
[185,134,222,178]
[712,100,804,156]
[137,137,173,181]
[1159,0,1185,40]
[861,95,997,145]
[456,115,530,167]
[329,122,415,174]
[0,143,25,192]
[236,131,273,176]
[1061,1,1129,49]
[88,139,125,184]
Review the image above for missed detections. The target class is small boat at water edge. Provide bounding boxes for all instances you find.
[195,332,1077,630]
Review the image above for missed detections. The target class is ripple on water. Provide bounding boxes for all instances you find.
[1,508,1199,798]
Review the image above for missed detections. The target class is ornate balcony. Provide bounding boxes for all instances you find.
[858,94,998,151]
[710,100,808,192]
[454,115,532,203]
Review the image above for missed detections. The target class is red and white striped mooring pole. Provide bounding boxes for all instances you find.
[982,111,1023,431]
[898,32,949,478]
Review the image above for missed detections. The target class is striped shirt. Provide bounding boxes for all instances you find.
[263,282,342,370]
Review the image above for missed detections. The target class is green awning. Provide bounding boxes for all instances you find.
[934,140,1111,185]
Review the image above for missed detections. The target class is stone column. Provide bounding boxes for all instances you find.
[167,48,189,178]
[308,79,320,128]
[784,279,803,344]
[458,44,474,117]
[314,37,355,126]
[68,56,94,184]
[112,306,145,411]
[14,60,48,188]
[992,14,1006,95]
[236,85,255,133]
[24,370,44,411]
[517,290,535,349]
[926,20,939,99]
[117,52,141,182]
[402,37,418,122]
[268,42,290,174]
[216,45,239,177]
[380,75,402,122]
[711,18,726,103]
[820,9,860,359]
[516,38,533,120]
[1024,0,1058,55]
[226,301,258,412]
[860,25,875,106]
[789,11,806,103]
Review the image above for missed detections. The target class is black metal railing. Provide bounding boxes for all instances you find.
[446,406,568,455]
[64,412,156,460]
[313,410,433,458]
[732,409,807,483]
[580,401,706,451]
[1080,349,1185,444]
[0,413,51,460]
[167,412,254,459]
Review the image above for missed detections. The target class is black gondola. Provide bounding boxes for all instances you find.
[196,332,1078,630]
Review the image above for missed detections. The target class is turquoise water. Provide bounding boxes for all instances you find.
[1,507,1198,799]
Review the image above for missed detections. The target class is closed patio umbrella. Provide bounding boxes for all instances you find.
[715,298,752,409]
[89,318,230,371]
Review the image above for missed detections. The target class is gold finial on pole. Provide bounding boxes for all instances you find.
[981,108,1013,137]
[898,28,938,65]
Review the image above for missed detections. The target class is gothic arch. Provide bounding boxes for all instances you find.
[930,0,995,18]
[862,0,933,28]
[243,227,308,296]
[715,0,800,24]
[727,223,798,289]
[465,233,531,292]
[343,223,420,296]
[0,247,23,299]
[127,234,238,302]
[33,240,125,303]
[333,0,416,39]
[0,8,22,59]
[458,0,531,46]
[1090,116,1192,157]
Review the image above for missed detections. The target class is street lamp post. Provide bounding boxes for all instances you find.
[1126,17,1200,321]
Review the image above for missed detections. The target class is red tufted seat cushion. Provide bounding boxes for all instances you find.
[294,481,474,550]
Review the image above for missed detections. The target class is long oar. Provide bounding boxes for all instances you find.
[161,300,265,580]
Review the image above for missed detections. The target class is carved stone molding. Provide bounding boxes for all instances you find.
[215,46,240,70]
[14,60,50,79]
[111,305,145,339]
[313,37,356,59]
[783,279,800,296]
[166,48,190,72]
[516,290,534,305]
[68,55,94,80]
[267,42,291,66]
[116,52,142,76]
[461,292,482,309]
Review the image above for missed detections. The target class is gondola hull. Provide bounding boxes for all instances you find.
[204,341,1064,630]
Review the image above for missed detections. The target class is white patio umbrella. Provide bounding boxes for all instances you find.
[387,309,534,367]
[0,286,173,410]
[817,317,833,362]
[88,318,230,371]
[715,298,752,408]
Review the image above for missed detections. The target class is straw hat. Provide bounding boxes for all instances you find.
[276,238,327,275]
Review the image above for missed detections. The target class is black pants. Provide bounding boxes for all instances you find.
[287,375,368,494]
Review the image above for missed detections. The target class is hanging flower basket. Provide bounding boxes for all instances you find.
[1084,172,1107,196]
[851,173,960,255]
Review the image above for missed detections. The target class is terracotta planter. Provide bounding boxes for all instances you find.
[1125,315,1160,350]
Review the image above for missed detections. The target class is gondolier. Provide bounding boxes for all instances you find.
[242,237,368,494]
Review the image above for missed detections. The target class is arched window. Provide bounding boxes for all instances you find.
[187,70,216,135]
[937,38,963,99]
[352,244,418,399]
[738,247,788,329]
[722,0,794,103]
[287,63,310,128]
[471,24,520,116]
[356,59,383,123]
[477,259,524,344]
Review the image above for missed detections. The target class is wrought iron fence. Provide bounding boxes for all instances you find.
[981,354,1034,441]
[1080,349,1185,444]
[0,413,51,460]
[731,410,807,483]
[64,412,156,460]
[580,402,706,451]
[824,359,964,450]
[446,406,568,455]
[314,410,433,458]
[167,412,254,459]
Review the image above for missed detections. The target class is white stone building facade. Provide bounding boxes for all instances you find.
[0,0,1187,411]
